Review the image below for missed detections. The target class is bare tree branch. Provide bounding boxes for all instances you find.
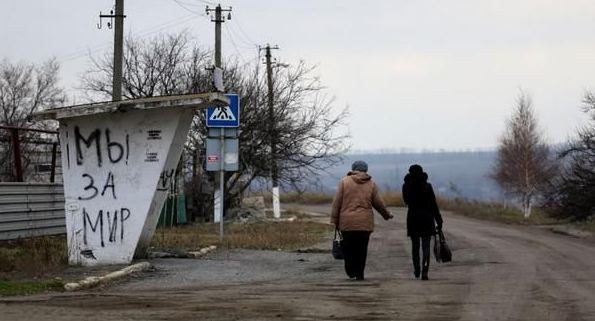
[546,93,595,220]
[81,33,349,217]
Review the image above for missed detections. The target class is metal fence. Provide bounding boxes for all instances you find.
[0,183,65,240]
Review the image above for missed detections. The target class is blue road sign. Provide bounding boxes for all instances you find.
[206,94,240,127]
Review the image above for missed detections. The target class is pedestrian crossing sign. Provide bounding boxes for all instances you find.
[206,94,240,127]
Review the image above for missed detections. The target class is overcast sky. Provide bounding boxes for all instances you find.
[2,0,594,151]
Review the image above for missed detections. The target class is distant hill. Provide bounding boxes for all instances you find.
[316,151,504,201]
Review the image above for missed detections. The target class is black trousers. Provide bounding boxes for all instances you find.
[411,235,431,276]
[341,231,371,279]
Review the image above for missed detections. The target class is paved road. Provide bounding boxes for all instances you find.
[1,207,595,321]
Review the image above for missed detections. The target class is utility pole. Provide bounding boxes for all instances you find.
[260,44,280,219]
[98,0,126,101]
[206,4,232,240]
[207,4,231,92]
[113,0,124,101]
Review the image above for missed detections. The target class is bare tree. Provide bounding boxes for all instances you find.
[0,58,65,127]
[82,32,212,100]
[546,93,595,220]
[491,92,557,218]
[0,58,65,181]
[81,33,349,216]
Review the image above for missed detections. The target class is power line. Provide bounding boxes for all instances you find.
[231,16,258,47]
[135,14,196,38]
[227,22,258,49]
[180,0,217,7]
[225,23,258,50]
[238,54,260,70]
[223,24,247,66]
[195,0,217,5]
[171,0,204,15]
[58,14,197,64]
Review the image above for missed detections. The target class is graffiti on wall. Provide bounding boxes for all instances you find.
[60,108,192,265]
[64,126,137,259]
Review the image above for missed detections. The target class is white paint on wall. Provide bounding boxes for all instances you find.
[59,108,193,266]
[273,187,281,219]
[213,189,221,223]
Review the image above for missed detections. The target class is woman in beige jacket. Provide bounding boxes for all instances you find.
[330,161,393,280]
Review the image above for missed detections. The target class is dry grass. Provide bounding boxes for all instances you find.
[277,190,557,226]
[256,190,404,207]
[252,191,335,205]
[382,190,405,207]
[280,192,335,205]
[437,197,557,225]
[151,221,333,252]
[572,217,595,233]
[0,235,68,278]
[265,189,560,226]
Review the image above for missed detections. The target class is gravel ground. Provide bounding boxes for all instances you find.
[1,206,594,321]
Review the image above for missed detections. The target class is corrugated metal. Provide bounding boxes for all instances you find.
[0,183,65,240]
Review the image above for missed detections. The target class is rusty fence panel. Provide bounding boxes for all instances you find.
[0,183,65,240]
[0,126,61,183]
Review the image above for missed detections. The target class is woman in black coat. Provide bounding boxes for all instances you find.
[402,164,443,280]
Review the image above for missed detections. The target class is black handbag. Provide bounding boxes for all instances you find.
[332,229,344,260]
[433,230,452,263]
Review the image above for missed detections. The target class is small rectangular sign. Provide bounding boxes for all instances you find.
[205,138,240,172]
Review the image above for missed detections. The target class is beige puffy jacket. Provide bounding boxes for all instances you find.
[330,171,391,232]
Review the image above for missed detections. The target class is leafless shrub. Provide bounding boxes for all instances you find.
[545,93,595,220]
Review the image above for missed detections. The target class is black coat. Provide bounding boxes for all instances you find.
[402,173,443,237]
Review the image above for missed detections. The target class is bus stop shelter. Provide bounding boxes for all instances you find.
[33,93,228,266]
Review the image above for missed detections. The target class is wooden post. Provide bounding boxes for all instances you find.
[50,142,58,183]
[10,128,23,182]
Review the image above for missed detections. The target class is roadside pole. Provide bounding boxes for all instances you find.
[219,127,225,241]
[207,4,233,241]
[97,0,126,101]
[113,0,124,101]
[261,44,280,218]
[216,5,224,242]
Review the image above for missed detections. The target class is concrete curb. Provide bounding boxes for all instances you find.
[187,245,217,258]
[148,245,218,259]
[64,261,152,292]
[548,226,593,238]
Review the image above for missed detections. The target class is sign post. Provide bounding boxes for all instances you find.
[219,127,225,240]
[206,94,240,241]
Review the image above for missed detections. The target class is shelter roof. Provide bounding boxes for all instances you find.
[32,93,229,120]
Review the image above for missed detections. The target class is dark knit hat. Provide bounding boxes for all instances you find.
[351,160,368,172]
[408,164,428,180]
[409,164,423,175]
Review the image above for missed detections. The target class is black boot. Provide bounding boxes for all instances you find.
[413,255,420,279]
[421,264,429,280]
[421,236,430,281]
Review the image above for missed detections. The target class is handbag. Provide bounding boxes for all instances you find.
[433,230,452,263]
[332,229,344,260]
